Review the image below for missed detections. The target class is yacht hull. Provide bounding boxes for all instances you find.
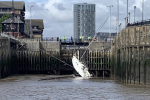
[72,55,91,78]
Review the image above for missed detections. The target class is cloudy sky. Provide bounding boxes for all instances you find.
[4,0,150,37]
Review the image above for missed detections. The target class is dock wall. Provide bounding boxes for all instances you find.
[111,25,150,85]
[0,36,112,78]
[0,37,18,78]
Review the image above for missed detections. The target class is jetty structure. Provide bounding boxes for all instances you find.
[0,0,150,86]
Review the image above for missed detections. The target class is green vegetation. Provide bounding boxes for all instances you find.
[0,14,10,32]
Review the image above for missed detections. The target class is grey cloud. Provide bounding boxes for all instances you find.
[24,0,150,37]
[25,1,73,37]
[53,3,66,11]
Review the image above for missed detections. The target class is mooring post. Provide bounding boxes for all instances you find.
[127,47,129,84]
[103,49,105,71]
[94,51,95,71]
[91,51,93,70]
[49,51,51,71]
[23,51,25,72]
[138,28,141,85]
[108,51,110,71]
[120,48,122,82]
[98,51,100,70]
[143,46,146,85]
[123,47,126,83]
[101,51,102,70]
[33,51,34,71]
[133,47,136,84]
[129,47,131,84]
[138,46,140,85]
[96,49,98,70]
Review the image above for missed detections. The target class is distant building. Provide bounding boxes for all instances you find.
[25,19,44,39]
[96,32,117,41]
[0,1,26,37]
[74,3,95,41]
[0,1,44,39]
[2,17,25,37]
[0,1,25,21]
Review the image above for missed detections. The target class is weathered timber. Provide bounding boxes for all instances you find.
[112,25,150,85]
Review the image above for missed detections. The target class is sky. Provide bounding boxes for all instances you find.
[3,0,150,37]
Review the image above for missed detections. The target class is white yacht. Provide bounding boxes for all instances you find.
[72,17,109,78]
[72,51,91,78]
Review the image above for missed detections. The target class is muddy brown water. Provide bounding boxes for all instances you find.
[0,75,150,100]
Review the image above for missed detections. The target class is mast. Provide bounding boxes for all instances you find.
[80,17,109,61]
[17,15,19,37]
[117,0,119,34]
[74,31,75,53]
[11,0,15,36]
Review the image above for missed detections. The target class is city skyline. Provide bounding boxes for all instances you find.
[2,0,150,37]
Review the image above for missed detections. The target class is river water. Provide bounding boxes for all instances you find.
[0,75,150,100]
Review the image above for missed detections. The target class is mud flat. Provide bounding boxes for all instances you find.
[39,75,75,80]
[0,74,75,82]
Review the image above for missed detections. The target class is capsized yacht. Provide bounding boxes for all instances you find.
[72,51,91,78]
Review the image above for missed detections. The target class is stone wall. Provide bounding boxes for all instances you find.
[40,41,60,52]
[0,37,18,78]
[111,25,150,85]
[89,41,111,52]
[23,39,60,53]
[23,39,40,51]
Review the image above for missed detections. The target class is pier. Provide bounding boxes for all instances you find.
[111,25,150,85]
[1,1,150,100]
[1,24,150,85]
[0,33,111,78]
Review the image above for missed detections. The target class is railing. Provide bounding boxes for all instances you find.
[0,33,112,43]
[127,19,150,27]
[42,37,97,43]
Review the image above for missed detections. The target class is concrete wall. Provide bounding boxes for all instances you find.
[111,25,150,85]
[25,40,40,51]
[23,39,60,52]
[0,37,18,78]
[0,37,10,78]
[112,25,150,50]
[89,41,111,52]
[40,41,60,52]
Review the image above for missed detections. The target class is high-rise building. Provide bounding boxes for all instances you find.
[74,3,95,41]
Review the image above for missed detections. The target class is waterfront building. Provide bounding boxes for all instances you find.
[2,17,25,37]
[0,1,44,38]
[0,1,25,22]
[25,19,44,39]
[74,3,95,41]
[0,1,26,37]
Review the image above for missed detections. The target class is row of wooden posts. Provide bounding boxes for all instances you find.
[112,46,150,85]
[0,47,111,78]
[0,52,18,78]
[17,50,111,72]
